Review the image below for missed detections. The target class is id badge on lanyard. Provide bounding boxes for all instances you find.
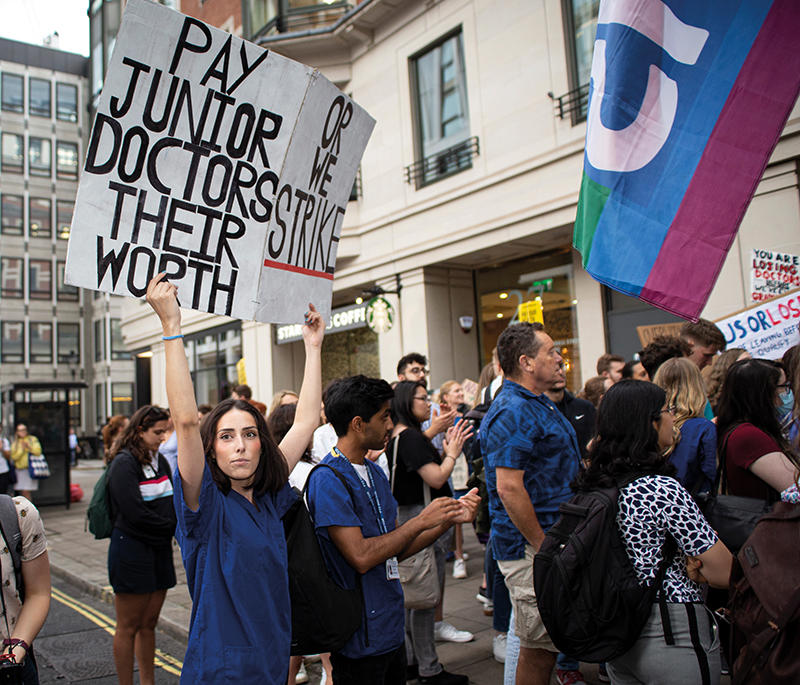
[386,556,400,580]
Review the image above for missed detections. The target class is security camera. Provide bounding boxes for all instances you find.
[458,316,474,334]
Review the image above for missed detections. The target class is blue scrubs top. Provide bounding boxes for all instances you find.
[306,453,405,659]
[174,462,297,684]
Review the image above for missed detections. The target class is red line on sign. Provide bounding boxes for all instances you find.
[263,259,334,280]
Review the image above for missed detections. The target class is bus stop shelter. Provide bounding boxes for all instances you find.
[1,382,87,507]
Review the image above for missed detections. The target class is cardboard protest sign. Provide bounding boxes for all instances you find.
[715,288,800,360]
[750,249,800,303]
[636,322,683,347]
[65,0,374,324]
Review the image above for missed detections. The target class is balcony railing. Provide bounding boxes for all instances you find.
[251,1,353,40]
[548,83,590,124]
[404,136,480,188]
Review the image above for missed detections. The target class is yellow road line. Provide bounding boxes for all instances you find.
[51,586,183,675]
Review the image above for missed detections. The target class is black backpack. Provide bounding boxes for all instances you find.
[534,480,675,662]
[283,463,364,656]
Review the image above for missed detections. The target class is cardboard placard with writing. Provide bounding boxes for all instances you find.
[636,323,683,348]
[750,249,800,303]
[715,288,800,360]
[65,0,374,324]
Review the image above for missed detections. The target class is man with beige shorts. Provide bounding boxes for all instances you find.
[481,323,582,685]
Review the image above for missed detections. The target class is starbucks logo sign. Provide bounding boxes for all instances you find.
[366,297,394,334]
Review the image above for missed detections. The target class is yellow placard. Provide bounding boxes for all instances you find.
[236,358,247,384]
[518,300,544,324]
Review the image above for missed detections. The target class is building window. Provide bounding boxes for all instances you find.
[562,0,599,121]
[1,257,24,298]
[56,200,74,239]
[411,31,471,186]
[95,382,106,428]
[110,318,131,360]
[29,322,53,363]
[29,78,51,117]
[184,324,242,404]
[56,141,79,178]
[94,319,105,362]
[56,261,79,302]
[29,198,52,239]
[1,133,24,173]
[1,195,24,236]
[58,323,81,364]
[111,382,134,417]
[56,82,78,122]
[1,73,23,113]
[29,137,52,177]
[1,322,24,363]
[29,260,52,300]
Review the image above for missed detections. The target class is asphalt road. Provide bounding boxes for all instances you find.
[35,576,184,684]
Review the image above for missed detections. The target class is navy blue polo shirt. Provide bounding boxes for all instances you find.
[482,379,581,561]
[307,452,405,659]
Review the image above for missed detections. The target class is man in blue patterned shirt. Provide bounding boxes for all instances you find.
[483,322,581,685]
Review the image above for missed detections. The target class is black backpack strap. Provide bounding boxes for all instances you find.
[654,534,677,645]
[685,603,712,685]
[0,494,23,603]
[302,462,357,503]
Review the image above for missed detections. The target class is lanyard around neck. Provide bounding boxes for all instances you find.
[332,446,388,535]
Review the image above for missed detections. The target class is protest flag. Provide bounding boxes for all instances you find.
[573,0,800,321]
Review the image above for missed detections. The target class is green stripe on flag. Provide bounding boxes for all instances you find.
[573,172,610,267]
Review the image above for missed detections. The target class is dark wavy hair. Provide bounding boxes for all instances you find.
[574,380,674,491]
[201,398,289,496]
[108,405,170,465]
[325,375,395,437]
[716,359,790,454]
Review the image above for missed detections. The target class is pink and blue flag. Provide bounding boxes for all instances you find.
[573,0,800,321]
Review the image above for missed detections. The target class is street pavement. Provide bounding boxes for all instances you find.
[39,459,611,684]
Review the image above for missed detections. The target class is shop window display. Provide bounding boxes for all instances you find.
[476,248,582,392]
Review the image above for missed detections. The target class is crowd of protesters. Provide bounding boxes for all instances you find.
[73,274,800,685]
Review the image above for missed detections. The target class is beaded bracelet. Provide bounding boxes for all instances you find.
[162,334,184,341]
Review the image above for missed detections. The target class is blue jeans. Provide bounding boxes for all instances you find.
[484,537,511,633]
[504,609,520,685]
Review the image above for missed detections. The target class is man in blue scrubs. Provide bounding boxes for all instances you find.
[307,375,479,685]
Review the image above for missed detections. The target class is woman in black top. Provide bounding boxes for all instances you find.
[390,381,471,685]
[106,405,176,685]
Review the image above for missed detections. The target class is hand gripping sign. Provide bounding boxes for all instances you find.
[65,0,375,324]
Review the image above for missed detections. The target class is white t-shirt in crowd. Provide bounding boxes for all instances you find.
[310,424,338,464]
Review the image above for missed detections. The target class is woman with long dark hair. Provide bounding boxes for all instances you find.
[145,273,324,683]
[105,404,175,685]
[575,380,732,685]
[715,359,800,500]
[390,380,472,684]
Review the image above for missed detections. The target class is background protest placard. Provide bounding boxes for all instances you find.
[750,249,800,302]
[65,0,374,324]
[715,288,800,360]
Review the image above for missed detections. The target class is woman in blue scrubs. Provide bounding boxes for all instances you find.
[145,273,325,683]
